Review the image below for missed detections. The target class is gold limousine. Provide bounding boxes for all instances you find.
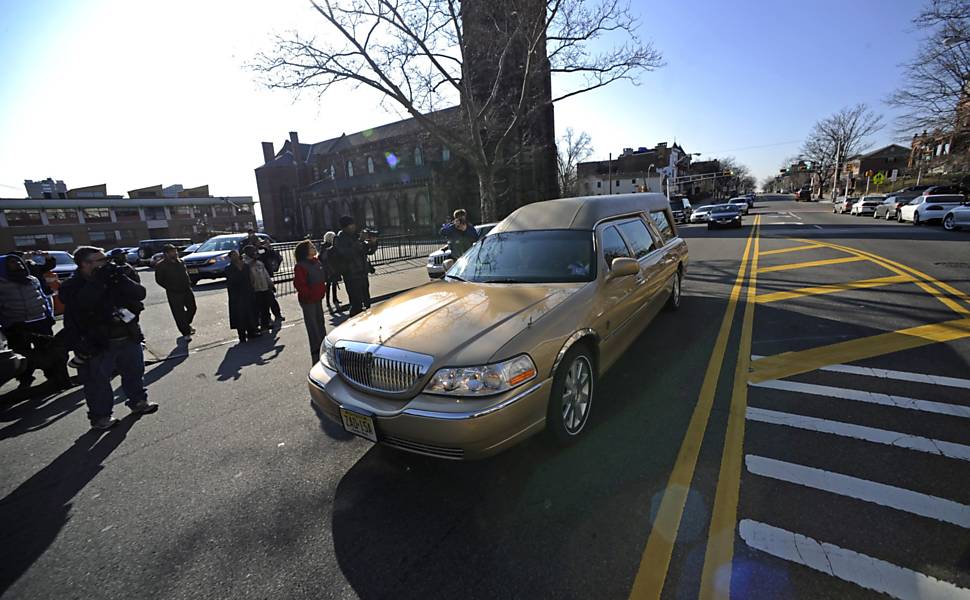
[308,193,688,459]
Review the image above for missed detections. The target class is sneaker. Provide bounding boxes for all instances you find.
[189,327,196,334]
[91,416,119,430]
[275,315,285,323]
[129,400,159,415]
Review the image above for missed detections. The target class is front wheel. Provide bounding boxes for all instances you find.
[546,347,595,444]
[189,276,201,286]
[913,212,921,226]
[666,270,682,311]
[943,214,958,231]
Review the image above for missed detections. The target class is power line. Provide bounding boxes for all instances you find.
[699,139,803,155]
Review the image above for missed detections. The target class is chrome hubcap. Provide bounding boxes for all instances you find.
[561,356,592,434]
[944,216,953,230]
[673,274,681,305]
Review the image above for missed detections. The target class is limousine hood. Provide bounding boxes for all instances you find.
[330,280,583,366]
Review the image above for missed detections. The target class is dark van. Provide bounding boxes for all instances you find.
[137,238,191,266]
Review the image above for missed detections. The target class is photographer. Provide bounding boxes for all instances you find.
[107,247,141,283]
[60,247,157,430]
[439,208,479,259]
[334,215,377,316]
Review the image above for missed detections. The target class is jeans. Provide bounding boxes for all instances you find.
[300,301,326,362]
[167,290,197,335]
[345,275,370,316]
[270,294,283,320]
[254,290,273,329]
[326,276,342,309]
[79,339,146,421]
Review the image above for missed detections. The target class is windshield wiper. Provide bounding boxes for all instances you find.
[483,278,528,283]
[444,274,466,282]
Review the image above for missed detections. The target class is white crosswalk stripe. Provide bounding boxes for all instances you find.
[751,356,970,389]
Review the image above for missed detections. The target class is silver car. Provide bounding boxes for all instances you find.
[426,223,497,279]
[943,202,970,231]
[690,205,714,223]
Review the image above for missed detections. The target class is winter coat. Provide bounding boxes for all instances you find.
[59,269,147,353]
[225,263,257,332]
[334,231,376,277]
[439,222,480,258]
[154,258,192,293]
[0,254,52,328]
[294,258,328,304]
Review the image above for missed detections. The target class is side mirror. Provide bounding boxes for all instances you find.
[610,257,640,278]
[443,258,455,270]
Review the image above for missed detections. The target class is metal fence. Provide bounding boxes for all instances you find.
[269,235,441,296]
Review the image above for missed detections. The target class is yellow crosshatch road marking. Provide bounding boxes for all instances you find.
[749,317,970,384]
[757,255,867,274]
[793,238,970,316]
[627,215,761,600]
[758,243,824,257]
[755,274,913,304]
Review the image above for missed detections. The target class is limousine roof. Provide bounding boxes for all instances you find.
[492,193,670,233]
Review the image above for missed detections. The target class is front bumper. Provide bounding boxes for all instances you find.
[426,263,446,278]
[690,214,709,223]
[307,361,551,460]
[184,262,227,279]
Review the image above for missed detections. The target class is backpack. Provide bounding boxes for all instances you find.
[322,246,345,277]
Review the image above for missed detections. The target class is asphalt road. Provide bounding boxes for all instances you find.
[1,196,968,599]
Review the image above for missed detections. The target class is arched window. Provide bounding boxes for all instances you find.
[416,192,431,225]
[346,160,354,177]
[329,164,335,179]
[414,146,423,166]
[441,146,450,161]
[388,198,401,227]
[367,156,375,174]
[365,200,377,227]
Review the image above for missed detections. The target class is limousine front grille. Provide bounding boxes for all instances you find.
[334,342,433,394]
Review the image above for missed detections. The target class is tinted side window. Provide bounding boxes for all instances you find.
[617,220,656,259]
[650,211,675,242]
[600,226,631,266]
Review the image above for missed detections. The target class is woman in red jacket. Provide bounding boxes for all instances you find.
[293,240,328,363]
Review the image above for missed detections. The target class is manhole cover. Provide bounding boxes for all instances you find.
[934,262,970,268]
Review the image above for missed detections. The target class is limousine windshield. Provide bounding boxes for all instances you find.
[448,229,596,284]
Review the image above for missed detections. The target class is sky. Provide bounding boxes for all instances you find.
[0,0,927,216]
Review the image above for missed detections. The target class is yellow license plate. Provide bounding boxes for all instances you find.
[340,408,377,442]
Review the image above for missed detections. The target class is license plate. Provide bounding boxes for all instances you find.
[340,408,377,442]
[186,268,199,274]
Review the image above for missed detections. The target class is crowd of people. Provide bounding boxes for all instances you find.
[0,211,467,431]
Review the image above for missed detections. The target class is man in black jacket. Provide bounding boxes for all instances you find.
[60,246,157,430]
[154,244,196,338]
[334,215,377,316]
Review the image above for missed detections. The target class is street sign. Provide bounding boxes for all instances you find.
[890,169,898,182]
[873,172,886,185]
[865,170,874,178]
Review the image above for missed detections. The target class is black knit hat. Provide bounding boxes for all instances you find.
[339,215,355,228]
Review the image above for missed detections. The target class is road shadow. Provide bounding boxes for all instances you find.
[214,332,285,381]
[0,415,137,594]
[329,295,730,599]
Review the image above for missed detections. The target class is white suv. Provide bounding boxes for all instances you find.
[426,222,497,278]
[898,194,966,225]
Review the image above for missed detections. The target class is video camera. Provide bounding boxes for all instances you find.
[362,227,380,237]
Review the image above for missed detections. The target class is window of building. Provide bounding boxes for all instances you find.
[330,164,336,179]
[442,146,451,161]
[14,234,49,249]
[388,199,401,227]
[143,206,167,220]
[600,226,631,266]
[89,230,112,242]
[596,181,602,188]
[632,179,637,184]
[52,233,74,245]
[414,146,423,166]
[115,207,141,222]
[171,205,194,218]
[649,211,675,243]
[82,207,112,223]
[213,204,234,216]
[312,165,320,180]
[365,200,376,226]
[4,209,43,226]
[346,160,355,177]
[616,180,621,186]
[237,203,252,213]
[416,192,431,225]
[367,156,375,174]
[617,219,656,258]
[45,208,79,224]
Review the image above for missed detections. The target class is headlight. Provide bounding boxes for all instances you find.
[424,355,537,397]
[320,339,336,370]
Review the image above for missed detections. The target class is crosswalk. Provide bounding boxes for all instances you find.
[738,358,970,598]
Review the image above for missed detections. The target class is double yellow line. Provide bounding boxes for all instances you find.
[628,216,760,599]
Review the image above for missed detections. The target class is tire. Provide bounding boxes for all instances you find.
[546,347,595,444]
[943,214,958,231]
[666,270,682,311]
[913,212,921,226]
[189,276,201,286]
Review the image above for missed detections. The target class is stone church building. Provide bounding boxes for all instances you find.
[254,2,559,240]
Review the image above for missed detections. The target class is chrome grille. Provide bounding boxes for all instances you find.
[334,342,433,394]
[432,255,445,265]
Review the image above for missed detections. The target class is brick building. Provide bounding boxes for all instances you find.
[1,182,255,252]
[576,143,691,197]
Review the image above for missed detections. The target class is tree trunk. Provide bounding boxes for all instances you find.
[478,167,498,223]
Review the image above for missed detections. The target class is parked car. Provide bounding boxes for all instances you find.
[689,205,715,223]
[920,185,963,197]
[874,195,907,220]
[137,238,191,266]
[125,247,140,265]
[149,242,200,268]
[742,193,756,208]
[833,196,859,214]
[668,196,693,224]
[898,194,966,225]
[707,204,744,229]
[182,233,275,284]
[34,250,78,280]
[942,202,970,230]
[728,197,750,215]
[850,195,886,216]
[308,193,688,459]
[427,223,498,279]
[795,186,812,202]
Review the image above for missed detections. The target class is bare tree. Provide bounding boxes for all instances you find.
[252,0,664,221]
[557,128,593,196]
[889,0,970,135]
[801,104,883,197]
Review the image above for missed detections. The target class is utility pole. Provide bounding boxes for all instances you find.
[916,164,923,186]
[608,153,613,195]
[830,140,841,201]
